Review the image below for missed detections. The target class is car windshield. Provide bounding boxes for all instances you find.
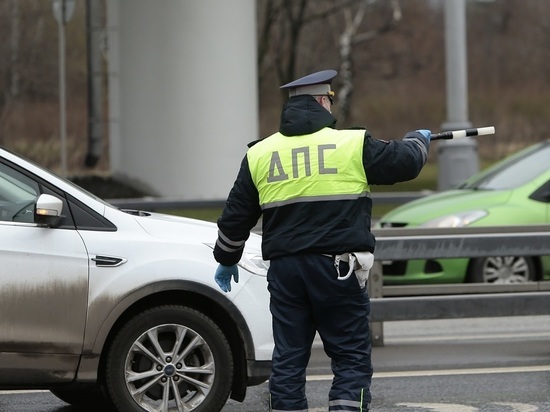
[1,146,113,206]
[461,142,550,190]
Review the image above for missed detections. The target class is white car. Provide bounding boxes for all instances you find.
[0,146,273,412]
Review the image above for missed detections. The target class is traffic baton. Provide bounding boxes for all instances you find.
[431,126,495,141]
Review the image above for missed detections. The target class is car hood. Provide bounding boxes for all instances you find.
[131,211,263,249]
[131,211,218,240]
[379,189,512,227]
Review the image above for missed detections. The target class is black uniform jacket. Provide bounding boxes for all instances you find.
[214,95,429,266]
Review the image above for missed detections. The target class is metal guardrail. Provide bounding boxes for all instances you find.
[368,225,550,346]
[108,191,432,211]
[108,196,550,346]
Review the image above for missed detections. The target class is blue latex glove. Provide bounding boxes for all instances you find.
[214,264,239,292]
[416,129,431,141]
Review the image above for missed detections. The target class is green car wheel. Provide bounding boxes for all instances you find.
[467,256,536,283]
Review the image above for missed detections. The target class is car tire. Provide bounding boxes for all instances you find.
[105,305,233,412]
[50,384,114,410]
[467,256,536,283]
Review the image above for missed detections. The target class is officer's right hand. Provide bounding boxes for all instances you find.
[416,129,431,141]
[214,264,239,292]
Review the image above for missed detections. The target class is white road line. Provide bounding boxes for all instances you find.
[385,332,550,344]
[0,390,48,395]
[306,364,550,381]
[492,403,539,412]
[396,403,478,411]
[396,402,540,411]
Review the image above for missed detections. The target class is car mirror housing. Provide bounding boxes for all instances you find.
[35,194,63,227]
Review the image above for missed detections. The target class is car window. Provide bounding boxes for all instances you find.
[465,143,550,190]
[0,163,40,222]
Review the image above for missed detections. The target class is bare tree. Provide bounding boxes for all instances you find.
[335,0,401,122]
[257,0,282,85]
[257,0,356,100]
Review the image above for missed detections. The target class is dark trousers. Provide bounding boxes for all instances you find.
[267,254,372,412]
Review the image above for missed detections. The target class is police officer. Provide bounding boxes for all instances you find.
[213,69,430,412]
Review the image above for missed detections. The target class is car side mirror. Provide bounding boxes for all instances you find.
[35,194,63,227]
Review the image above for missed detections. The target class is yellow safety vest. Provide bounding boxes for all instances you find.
[247,128,370,209]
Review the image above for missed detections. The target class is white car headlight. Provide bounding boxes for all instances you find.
[239,250,270,277]
[205,243,269,276]
[419,210,488,228]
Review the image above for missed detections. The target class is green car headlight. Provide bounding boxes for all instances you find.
[420,210,488,228]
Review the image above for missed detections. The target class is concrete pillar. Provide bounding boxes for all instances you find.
[107,0,258,199]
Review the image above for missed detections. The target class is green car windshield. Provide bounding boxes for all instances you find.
[460,142,550,191]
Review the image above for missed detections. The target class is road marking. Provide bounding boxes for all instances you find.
[386,331,550,344]
[397,403,477,411]
[306,364,550,381]
[493,402,539,412]
[396,403,539,411]
[0,391,542,411]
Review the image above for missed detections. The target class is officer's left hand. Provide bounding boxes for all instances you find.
[416,129,431,141]
[214,264,239,292]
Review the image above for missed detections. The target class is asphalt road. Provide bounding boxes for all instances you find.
[1,316,549,412]
[222,316,550,411]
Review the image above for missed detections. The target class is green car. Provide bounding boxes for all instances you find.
[376,139,550,284]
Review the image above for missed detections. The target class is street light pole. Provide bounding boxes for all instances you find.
[52,0,75,177]
[438,0,479,191]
